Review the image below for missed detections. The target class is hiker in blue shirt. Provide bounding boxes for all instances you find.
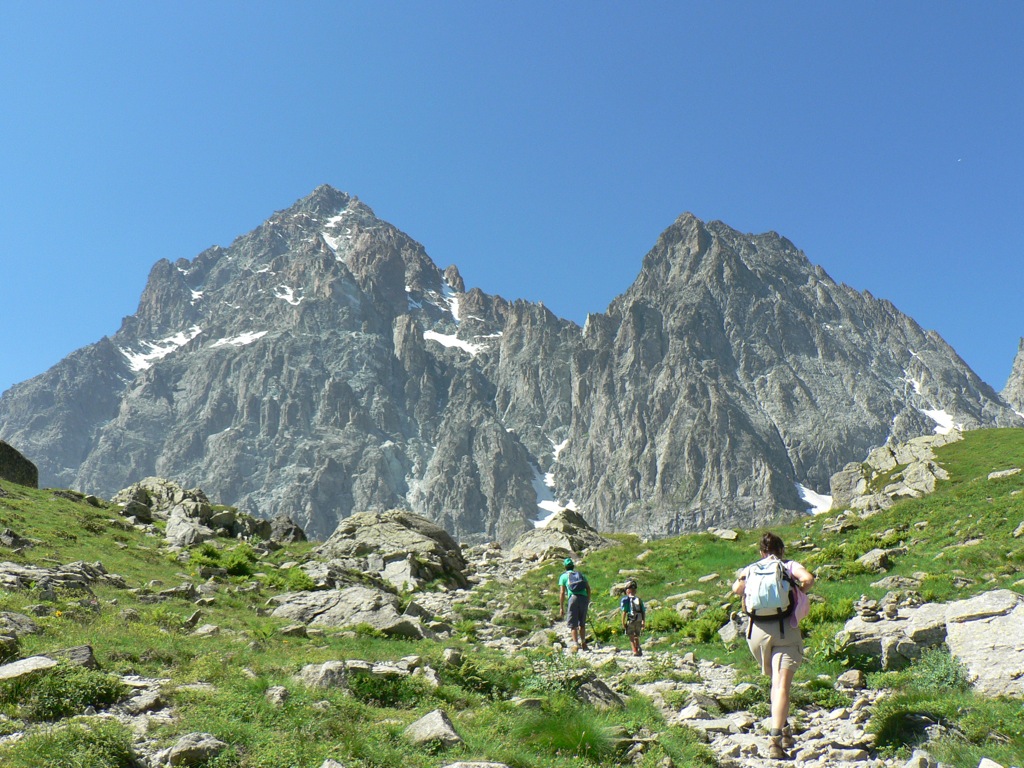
[558,558,591,651]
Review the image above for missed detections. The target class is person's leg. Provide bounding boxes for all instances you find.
[770,653,796,732]
[579,601,589,649]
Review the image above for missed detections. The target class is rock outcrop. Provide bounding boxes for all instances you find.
[1002,337,1024,414]
[839,589,1024,697]
[268,585,432,638]
[315,509,467,591]
[508,509,613,561]
[112,477,305,548]
[829,431,962,514]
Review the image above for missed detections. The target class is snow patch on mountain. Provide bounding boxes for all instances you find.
[119,326,203,372]
[211,331,268,348]
[798,484,832,515]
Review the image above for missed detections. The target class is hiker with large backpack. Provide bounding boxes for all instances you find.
[731,532,815,761]
[558,558,591,651]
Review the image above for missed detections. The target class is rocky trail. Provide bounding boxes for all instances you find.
[430,544,1006,768]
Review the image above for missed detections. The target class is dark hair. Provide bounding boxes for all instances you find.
[759,532,785,558]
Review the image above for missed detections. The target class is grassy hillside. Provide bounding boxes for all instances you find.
[0,428,1022,767]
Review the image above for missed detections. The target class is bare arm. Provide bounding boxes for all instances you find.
[559,585,567,614]
[730,569,746,597]
[790,561,815,591]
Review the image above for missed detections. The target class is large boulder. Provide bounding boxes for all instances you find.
[0,442,37,488]
[315,510,468,591]
[268,585,431,638]
[838,589,1024,698]
[403,709,463,749]
[944,590,1024,698]
[508,508,613,560]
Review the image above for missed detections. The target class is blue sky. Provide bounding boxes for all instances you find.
[2,3,1022,395]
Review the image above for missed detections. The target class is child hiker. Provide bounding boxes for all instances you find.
[620,579,646,656]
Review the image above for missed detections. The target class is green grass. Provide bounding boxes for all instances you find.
[1,426,1024,766]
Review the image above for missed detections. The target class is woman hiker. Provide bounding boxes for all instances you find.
[731,532,815,760]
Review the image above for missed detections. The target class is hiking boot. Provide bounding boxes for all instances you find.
[781,724,796,749]
[767,735,787,760]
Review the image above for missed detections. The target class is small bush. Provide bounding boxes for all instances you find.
[223,543,257,577]
[510,696,615,761]
[0,718,135,768]
[190,542,222,569]
[346,672,429,708]
[645,608,686,633]
[0,663,127,722]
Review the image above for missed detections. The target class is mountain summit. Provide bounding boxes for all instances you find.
[0,187,1018,542]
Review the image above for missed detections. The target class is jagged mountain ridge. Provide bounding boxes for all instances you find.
[1001,338,1024,415]
[0,185,1019,543]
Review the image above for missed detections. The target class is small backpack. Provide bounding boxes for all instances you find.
[622,595,643,619]
[743,557,794,637]
[567,569,587,593]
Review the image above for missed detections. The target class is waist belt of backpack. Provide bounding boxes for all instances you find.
[745,604,792,639]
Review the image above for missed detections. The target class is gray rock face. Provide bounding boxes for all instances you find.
[508,509,612,561]
[1002,337,1024,414]
[829,431,960,514]
[0,441,37,488]
[316,509,467,590]
[268,585,431,638]
[1,187,1017,543]
[838,589,1024,697]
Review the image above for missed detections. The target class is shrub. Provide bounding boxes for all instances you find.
[0,719,135,768]
[223,543,257,577]
[645,608,686,633]
[0,662,127,722]
[190,542,222,569]
[346,672,429,708]
[509,696,615,761]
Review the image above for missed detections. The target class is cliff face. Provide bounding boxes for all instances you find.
[1001,339,1024,415]
[0,188,1017,543]
[553,214,1017,536]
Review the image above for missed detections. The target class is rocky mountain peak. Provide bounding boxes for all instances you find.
[0,188,1018,545]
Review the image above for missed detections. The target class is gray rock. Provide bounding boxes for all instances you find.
[403,708,463,748]
[576,676,625,710]
[1001,337,1024,412]
[0,655,58,681]
[270,586,430,638]
[297,661,348,689]
[317,510,467,590]
[0,611,40,638]
[509,509,612,560]
[42,644,98,669]
[945,590,1024,698]
[168,732,228,766]
[265,685,290,706]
